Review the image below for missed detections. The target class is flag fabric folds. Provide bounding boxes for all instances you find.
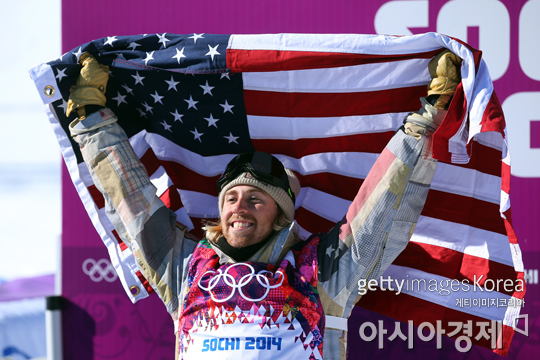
[29,32,524,355]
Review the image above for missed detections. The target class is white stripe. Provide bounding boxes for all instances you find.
[474,131,504,152]
[229,33,450,55]
[78,162,93,187]
[411,216,514,268]
[149,166,174,196]
[296,187,349,224]
[432,162,501,204]
[178,189,219,218]
[242,58,430,93]
[468,59,494,141]
[381,265,515,326]
[247,113,408,140]
[296,223,312,241]
[509,244,524,272]
[174,205,195,232]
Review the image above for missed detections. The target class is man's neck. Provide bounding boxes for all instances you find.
[217,236,272,262]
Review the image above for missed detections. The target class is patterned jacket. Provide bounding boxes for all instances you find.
[70,106,438,360]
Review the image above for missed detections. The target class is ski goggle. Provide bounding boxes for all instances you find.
[217,151,295,204]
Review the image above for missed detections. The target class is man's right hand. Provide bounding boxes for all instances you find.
[67,53,109,118]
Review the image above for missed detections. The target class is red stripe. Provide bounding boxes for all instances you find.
[503,209,518,244]
[190,217,217,240]
[480,92,506,136]
[432,83,468,163]
[135,270,155,295]
[111,229,128,251]
[501,162,510,194]
[357,290,513,354]
[228,48,443,73]
[252,132,394,158]
[244,86,424,118]
[294,207,337,235]
[294,172,364,203]
[395,242,519,297]
[88,185,105,209]
[159,186,183,212]
[140,148,161,176]
[422,190,506,235]
[440,141,502,177]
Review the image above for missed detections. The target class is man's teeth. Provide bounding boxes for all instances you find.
[232,222,253,229]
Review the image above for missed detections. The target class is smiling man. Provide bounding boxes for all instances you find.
[67,50,460,360]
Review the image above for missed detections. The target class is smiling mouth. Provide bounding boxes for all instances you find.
[231,221,253,229]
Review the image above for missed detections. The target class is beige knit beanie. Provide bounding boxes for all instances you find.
[218,169,301,223]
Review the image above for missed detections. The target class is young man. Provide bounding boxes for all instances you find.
[67,50,460,360]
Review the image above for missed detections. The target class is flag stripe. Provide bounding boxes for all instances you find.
[394,242,518,297]
[228,48,444,73]
[411,216,513,267]
[241,58,431,93]
[243,87,425,117]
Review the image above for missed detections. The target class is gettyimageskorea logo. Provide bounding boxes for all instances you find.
[82,258,118,282]
[198,263,284,302]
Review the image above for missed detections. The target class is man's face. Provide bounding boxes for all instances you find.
[221,185,279,248]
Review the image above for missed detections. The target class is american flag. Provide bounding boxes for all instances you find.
[30,32,524,355]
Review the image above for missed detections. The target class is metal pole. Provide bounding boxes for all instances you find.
[46,296,64,360]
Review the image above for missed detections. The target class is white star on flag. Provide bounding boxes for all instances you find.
[104,36,118,46]
[224,132,239,144]
[200,81,214,96]
[190,128,204,142]
[112,92,127,106]
[136,108,146,118]
[143,51,155,65]
[132,72,145,85]
[172,47,186,64]
[204,114,219,128]
[220,72,231,80]
[142,102,153,114]
[220,100,234,114]
[55,68,67,82]
[184,95,199,110]
[121,84,134,95]
[72,47,83,63]
[161,120,173,132]
[150,91,164,104]
[205,44,220,61]
[57,99,68,114]
[165,76,180,91]
[128,42,141,51]
[188,33,204,43]
[170,109,184,123]
[157,33,170,48]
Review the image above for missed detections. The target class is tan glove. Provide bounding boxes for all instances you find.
[427,49,462,109]
[67,53,109,118]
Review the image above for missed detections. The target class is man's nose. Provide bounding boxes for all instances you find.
[232,197,248,214]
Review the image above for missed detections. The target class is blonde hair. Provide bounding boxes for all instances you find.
[203,208,292,243]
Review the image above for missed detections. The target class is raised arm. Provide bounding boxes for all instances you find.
[67,54,197,319]
[317,50,461,359]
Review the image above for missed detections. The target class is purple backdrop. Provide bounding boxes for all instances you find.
[60,0,539,359]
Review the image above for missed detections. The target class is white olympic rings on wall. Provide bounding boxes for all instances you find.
[82,258,118,283]
[198,263,284,302]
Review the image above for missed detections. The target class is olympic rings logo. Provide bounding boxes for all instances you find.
[82,258,118,283]
[198,263,284,302]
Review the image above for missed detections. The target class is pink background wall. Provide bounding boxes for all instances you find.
[61,0,539,358]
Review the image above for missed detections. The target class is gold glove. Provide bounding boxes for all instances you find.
[427,49,462,109]
[67,53,109,117]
